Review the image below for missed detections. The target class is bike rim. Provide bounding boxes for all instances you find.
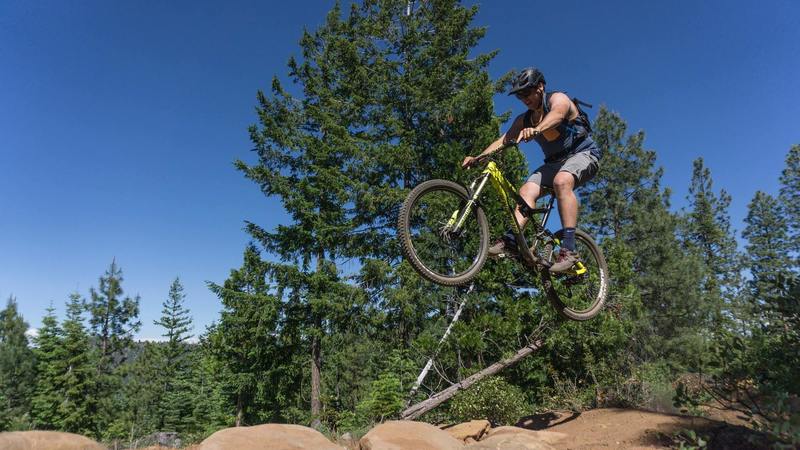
[548,235,606,314]
[405,186,485,279]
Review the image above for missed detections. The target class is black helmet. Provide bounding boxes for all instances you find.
[508,67,545,95]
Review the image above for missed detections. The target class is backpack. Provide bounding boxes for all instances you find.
[571,97,593,135]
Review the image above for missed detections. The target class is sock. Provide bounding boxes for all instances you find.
[502,229,517,244]
[562,227,576,251]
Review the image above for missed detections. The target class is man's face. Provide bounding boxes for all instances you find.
[515,83,543,110]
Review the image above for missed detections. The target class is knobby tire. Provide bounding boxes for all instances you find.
[398,179,489,286]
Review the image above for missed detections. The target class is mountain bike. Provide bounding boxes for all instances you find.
[397,144,609,321]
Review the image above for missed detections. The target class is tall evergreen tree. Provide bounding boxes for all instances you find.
[85,260,141,435]
[153,277,194,431]
[30,304,64,429]
[207,244,282,426]
[682,157,741,329]
[742,191,791,304]
[779,144,800,262]
[0,296,36,430]
[240,2,379,425]
[86,260,142,366]
[239,0,514,424]
[58,293,98,436]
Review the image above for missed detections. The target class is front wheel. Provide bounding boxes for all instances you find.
[539,229,609,321]
[398,179,490,286]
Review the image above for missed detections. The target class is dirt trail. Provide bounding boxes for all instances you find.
[516,408,766,449]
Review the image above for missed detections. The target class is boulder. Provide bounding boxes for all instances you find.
[0,431,106,450]
[466,427,567,450]
[444,420,491,442]
[359,420,463,450]
[198,424,344,450]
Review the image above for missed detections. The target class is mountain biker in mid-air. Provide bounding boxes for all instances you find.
[461,67,602,274]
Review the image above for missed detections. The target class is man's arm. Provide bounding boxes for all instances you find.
[461,114,525,168]
[517,92,572,141]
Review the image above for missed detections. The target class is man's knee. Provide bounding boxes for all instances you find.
[520,182,541,198]
[553,172,575,191]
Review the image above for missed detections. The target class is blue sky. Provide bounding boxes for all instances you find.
[2,0,798,340]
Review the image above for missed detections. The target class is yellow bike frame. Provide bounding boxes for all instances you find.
[450,160,587,275]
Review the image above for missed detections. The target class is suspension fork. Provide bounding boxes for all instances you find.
[447,174,490,233]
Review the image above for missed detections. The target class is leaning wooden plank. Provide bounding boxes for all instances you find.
[400,339,545,420]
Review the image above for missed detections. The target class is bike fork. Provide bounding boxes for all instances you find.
[447,175,490,233]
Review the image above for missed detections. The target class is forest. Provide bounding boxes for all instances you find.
[1,0,798,448]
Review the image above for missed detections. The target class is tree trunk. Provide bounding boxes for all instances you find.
[310,332,322,428]
[400,339,544,420]
[235,391,244,427]
[310,251,325,429]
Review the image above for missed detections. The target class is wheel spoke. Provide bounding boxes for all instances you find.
[405,187,484,279]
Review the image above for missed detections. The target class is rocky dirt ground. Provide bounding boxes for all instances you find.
[0,407,770,449]
[514,407,767,449]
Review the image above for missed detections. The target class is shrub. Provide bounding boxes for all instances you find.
[448,376,529,425]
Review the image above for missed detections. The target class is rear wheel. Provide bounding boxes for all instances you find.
[539,229,609,321]
[398,179,490,286]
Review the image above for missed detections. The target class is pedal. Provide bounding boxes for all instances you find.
[563,272,588,286]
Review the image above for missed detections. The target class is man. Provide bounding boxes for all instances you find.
[461,67,601,273]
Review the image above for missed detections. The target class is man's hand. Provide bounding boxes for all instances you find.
[516,127,540,142]
[461,155,478,169]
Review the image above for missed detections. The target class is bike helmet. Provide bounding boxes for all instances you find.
[508,67,545,95]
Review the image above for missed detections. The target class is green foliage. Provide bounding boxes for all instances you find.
[356,372,405,423]
[448,376,529,425]
[58,293,98,436]
[207,244,284,425]
[84,261,142,436]
[31,305,64,429]
[779,144,800,260]
[0,296,36,431]
[154,277,195,432]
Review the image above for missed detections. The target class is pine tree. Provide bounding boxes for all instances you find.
[239,1,514,424]
[58,293,98,437]
[742,191,791,304]
[111,341,162,439]
[86,260,142,366]
[683,157,741,329]
[85,261,141,435]
[779,144,800,262]
[0,296,36,430]
[240,2,379,425]
[207,244,281,426]
[153,277,194,431]
[30,304,64,429]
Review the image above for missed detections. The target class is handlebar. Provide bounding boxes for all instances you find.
[465,141,518,168]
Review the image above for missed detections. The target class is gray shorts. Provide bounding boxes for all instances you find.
[526,151,599,188]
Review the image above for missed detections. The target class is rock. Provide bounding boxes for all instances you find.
[444,420,491,442]
[359,420,463,450]
[0,431,107,450]
[466,427,568,450]
[198,424,344,450]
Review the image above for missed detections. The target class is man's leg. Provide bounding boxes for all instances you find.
[552,171,577,229]
[549,152,599,272]
[514,181,542,229]
[488,181,542,257]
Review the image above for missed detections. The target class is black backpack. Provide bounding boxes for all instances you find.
[571,96,593,135]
